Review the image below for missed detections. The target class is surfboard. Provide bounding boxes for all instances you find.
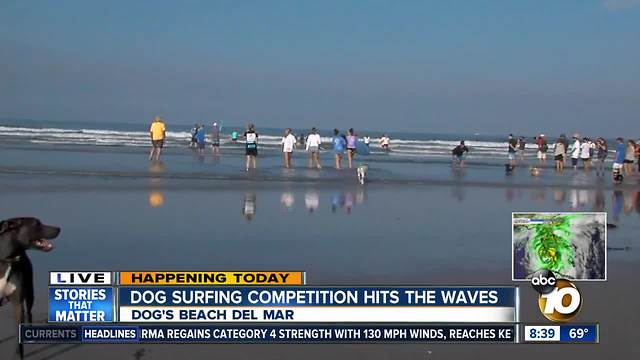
[355,139,370,155]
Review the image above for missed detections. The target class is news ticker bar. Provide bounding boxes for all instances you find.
[21,324,517,344]
[19,324,599,344]
[50,271,306,286]
[49,286,518,323]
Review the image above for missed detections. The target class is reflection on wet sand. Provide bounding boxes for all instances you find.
[148,160,166,208]
[243,192,256,221]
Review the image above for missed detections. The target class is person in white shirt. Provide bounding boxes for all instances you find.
[281,128,297,168]
[363,135,370,147]
[570,134,581,171]
[580,137,593,172]
[380,134,390,151]
[305,127,322,169]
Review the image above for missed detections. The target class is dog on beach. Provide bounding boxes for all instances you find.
[1,217,60,359]
[529,167,542,176]
[357,164,369,185]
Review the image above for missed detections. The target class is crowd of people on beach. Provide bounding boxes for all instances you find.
[148,116,392,171]
[503,133,639,182]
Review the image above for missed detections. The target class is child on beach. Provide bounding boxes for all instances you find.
[535,134,548,165]
[332,129,346,169]
[210,122,221,154]
[305,127,322,169]
[346,128,357,169]
[244,124,258,171]
[281,128,296,168]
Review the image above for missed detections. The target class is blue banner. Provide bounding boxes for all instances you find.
[117,286,516,307]
[559,325,598,343]
[48,287,114,322]
[20,324,517,343]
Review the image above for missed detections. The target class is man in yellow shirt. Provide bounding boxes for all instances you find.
[149,116,166,161]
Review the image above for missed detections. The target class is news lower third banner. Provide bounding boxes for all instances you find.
[33,271,526,344]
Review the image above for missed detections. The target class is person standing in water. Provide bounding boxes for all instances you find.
[580,137,592,172]
[570,134,581,171]
[189,123,198,148]
[613,137,625,181]
[536,134,548,165]
[243,123,258,171]
[451,140,469,168]
[380,134,390,151]
[231,130,239,143]
[281,128,297,168]
[553,137,565,173]
[305,127,322,169]
[363,135,371,148]
[507,134,517,166]
[331,129,346,169]
[149,116,166,161]
[195,124,206,154]
[595,137,608,176]
[624,139,636,175]
[210,122,221,154]
[346,128,357,168]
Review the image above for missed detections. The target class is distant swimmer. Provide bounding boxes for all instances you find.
[281,128,296,168]
[331,129,346,169]
[451,140,469,168]
[244,123,258,171]
[380,134,390,152]
[306,127,322,169]
[149,116,166,161]
[346,128,357,168]
[210,122,221,154]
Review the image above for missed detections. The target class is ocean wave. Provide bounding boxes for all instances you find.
[0,124,515,159]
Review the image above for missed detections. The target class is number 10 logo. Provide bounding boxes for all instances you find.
[538,279,582,322]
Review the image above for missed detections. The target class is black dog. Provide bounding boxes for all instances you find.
[0,217,60,359]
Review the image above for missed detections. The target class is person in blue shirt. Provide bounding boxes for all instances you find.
[331,128,346,169]
[195,124,206,153]
[613,137,625,183]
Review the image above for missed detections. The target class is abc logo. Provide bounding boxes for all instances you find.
[531,270,582,322]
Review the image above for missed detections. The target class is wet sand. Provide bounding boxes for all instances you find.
[0,147,638,358]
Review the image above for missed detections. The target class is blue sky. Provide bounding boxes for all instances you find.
[1,0,639,136]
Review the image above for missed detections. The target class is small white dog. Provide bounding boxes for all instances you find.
[357,164,368,185]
